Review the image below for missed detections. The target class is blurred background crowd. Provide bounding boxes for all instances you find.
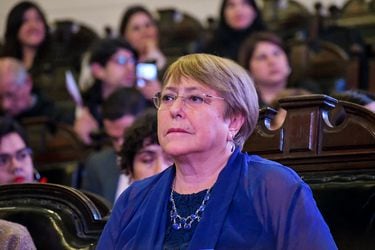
[0,0,374,205]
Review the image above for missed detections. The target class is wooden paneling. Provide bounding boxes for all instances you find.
[243,94,375,172]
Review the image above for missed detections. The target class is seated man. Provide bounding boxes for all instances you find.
[74,38,161,145]
[0,57,73,124]
[80,87,147,204]
[0,116,35,184]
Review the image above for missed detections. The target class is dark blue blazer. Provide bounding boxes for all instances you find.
[97,149,337,249]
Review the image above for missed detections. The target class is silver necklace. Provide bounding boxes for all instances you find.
[169,186,211,230]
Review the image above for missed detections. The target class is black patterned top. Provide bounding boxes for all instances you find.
[163,189,209,250]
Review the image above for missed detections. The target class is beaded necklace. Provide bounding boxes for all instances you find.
[169,185,211,230]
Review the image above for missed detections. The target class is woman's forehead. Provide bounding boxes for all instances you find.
[163,78,213,93]
[0,133,26,152]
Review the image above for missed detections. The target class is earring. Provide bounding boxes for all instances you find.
[230,141,235,153]
[229,132,235,153]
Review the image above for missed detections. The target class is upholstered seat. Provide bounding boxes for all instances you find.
[0,183,108,250]
[21,117,89,187]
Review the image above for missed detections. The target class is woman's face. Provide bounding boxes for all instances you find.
[132,143,172,180]
[157,77,231,158]
[123,12,158,53]
[224,0,257,30]
[18,8,46,48]
[249,41,290,87]
[0,132,34,185]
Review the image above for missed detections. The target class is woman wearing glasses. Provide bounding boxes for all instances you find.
[0,117,34,184]
[0,116,38,248]
[97,54,336,249]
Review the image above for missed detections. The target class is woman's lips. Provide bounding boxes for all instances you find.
[27,28,43,35]
[13,176,25,183]
[167,128,188,134]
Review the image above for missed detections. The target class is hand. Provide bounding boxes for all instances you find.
[144,39,158,52]
[73,107,99,145]
[142,40,166,69]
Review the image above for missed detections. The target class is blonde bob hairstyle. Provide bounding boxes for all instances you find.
[162,53,259,148]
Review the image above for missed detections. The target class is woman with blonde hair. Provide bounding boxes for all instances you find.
[97,54,336,249]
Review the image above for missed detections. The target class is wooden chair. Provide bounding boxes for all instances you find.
[157,8,204,61]
[288,40,350,94]
[262,0,312,39]
[0,183,108,250]
[244,94,375,249]
[338,0,375,91]
[21,117,90,187]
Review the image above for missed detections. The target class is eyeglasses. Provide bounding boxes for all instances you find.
[153,92,225,110]
[110,55,136,66]
[0,147,32,168]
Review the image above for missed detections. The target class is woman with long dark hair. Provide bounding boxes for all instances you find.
[1,1,51,81]
[119,5,166,70]
[205,0,266,61]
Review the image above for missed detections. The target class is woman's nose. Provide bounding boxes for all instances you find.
[9,157,22,173]
[169,97,186,117]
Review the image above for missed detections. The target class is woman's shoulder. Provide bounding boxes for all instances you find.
[244,153,303,186]
[240,154,310,207]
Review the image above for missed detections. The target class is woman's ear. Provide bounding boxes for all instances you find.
[227,114,245,141]
[90,63,105,80]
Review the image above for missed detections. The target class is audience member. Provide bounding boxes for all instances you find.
[118,108,172,198]
[0,219,36,250]
[239,31,292,107]
[97,53,336,249]
[0,1,53,91]
[204,0,266,61]
[0,57,73,124]
[74,38,160,144]
[0,113,38,249]
[0,116,35,185]
[119,5,167,70]
[80,87,147,204]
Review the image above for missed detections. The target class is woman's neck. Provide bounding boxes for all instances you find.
[173,145,233,194]
[22,46,37,70]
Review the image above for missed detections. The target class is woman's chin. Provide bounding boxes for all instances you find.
[162,143,192,157]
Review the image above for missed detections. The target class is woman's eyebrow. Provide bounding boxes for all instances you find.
[164,86,201,93]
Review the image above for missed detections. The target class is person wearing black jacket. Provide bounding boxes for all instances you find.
[204,0,266,61]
